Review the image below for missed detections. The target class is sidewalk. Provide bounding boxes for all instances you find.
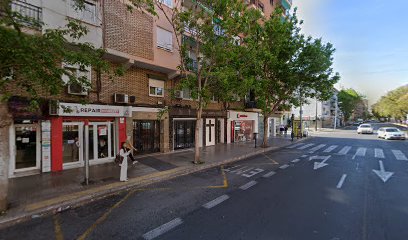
[1,136,307,227]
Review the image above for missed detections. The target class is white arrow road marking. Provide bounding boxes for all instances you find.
[286,143,304,149]
[263,171,276,178]
[323,145,338,153]
[374,148,385,159]
[372,160,394,183]
[240,181,257,190]
[203,195,230,209]
[313,156,331,170]
[291,159,300,163]
[391,150,408,161]
[337,146,351,155]
[143,218,183,240]
[336,174,347,189]
[298,143,315,150]
[279,164,290,169]
[352,147,367,159]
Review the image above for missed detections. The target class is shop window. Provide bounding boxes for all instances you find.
[149,79,165,97]
[157,27,173,51]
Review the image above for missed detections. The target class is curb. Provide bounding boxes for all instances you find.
[0,137,310,228]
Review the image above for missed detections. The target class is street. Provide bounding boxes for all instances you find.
[1,123,408,240]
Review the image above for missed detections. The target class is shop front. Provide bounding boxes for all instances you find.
[227,111,259,143]
[50,102,130,171]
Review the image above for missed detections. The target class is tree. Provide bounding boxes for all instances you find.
[155,0,260,163]
[243,9,339,147]
[372,85,408,121]
[337,88,363,121]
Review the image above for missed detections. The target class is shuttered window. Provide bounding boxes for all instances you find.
[157,27,173,51]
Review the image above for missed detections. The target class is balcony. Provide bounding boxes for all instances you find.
[10,0,42,29]
[279,0,292,10]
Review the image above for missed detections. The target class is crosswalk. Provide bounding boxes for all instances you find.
[287,143,408,161]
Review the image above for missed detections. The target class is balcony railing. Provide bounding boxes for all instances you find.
[10,0,42,28]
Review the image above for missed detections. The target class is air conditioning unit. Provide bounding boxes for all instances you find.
[68,83,88,95]
[49,100,59,115]
[114,93,129,104]
[174,90,183,99]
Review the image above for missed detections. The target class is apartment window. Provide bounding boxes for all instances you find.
[62,63,91,95]
[270,0,274,5]
[149,79,165,97]
[182,89,192,100]
[157,27,173,51]
[70,0,97,24]
[158,0,173,8]
[258,2,265,13]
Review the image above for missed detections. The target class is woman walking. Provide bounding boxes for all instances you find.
[119,142,134,182]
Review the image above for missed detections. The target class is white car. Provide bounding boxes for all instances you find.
[377,127,406,140]
[357,124,373,134]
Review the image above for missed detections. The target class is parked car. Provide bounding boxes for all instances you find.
[357,124,373,134]
[377,127,406,140]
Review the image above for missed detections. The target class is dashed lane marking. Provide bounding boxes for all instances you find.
[323,145,338,153]
[301,155,309,158]
[263,171,276,178]
[392,150,408,161]
[291,159,300,163]
[143,218,183,240]
[337,146,351,155]
[203,195,230,209]
[239,181,257,190]
[352,147,367,159]
[309,144,327,153]
[298,143,315,150]
[336,174,347,189]
[374,148,385,159]
[279,164,290,169]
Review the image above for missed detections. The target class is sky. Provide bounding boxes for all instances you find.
[294,0,408,105]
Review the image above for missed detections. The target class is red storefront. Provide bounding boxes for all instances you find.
[50,102,130,172]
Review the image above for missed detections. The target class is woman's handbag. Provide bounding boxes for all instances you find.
[115,154,124,164]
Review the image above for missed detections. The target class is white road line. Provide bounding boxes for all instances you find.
[279,164,290,169]
[262,171,276,178]
[374,148,385,159]
[298,143,315,150]
[301,155,309,158]
[336,174,347,189]
[323,145,338,153]
[286,143,304,149]
[239,181,257,190]
[202,195,230,209]
[291,159,300,163]
[309,144,327,153]
[337,146,351,155]
[143,218,183,240]
[352,147,367,159]
[392,150,408,161]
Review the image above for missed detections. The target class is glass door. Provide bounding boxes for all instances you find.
[90,122,115,162]
[62,122,84,167]
[13,124,40,172]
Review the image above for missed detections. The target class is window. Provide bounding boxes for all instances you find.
[70,0,97,24]
[182,89,192,100]
[158,0,173,8]
[258,2,264,13]
[62,63,91,95]
[149,79,165,97]
[157,27,173,51]
[270,0,274,5]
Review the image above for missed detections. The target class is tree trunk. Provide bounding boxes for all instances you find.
[262,115,269,148]
[0,100,11,212]
[194,104,203,164]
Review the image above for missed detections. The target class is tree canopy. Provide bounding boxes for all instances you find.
[372,85,408,120]
[337,88,364,121]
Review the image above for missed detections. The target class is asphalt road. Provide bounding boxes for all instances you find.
[1,123,408,240]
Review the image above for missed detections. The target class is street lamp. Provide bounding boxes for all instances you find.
[334,101,343,130]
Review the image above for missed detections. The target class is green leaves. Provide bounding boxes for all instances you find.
[337,89,365,121]
[372,85,408,120]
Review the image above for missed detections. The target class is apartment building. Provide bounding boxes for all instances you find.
[2,0,291,178]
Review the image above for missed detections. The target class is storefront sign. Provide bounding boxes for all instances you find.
[237,114,248,118]
[57,103,131,117]
[41,121,52,172]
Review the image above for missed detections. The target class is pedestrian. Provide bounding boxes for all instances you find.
[119,142,136,182]
[284,125,288,136]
